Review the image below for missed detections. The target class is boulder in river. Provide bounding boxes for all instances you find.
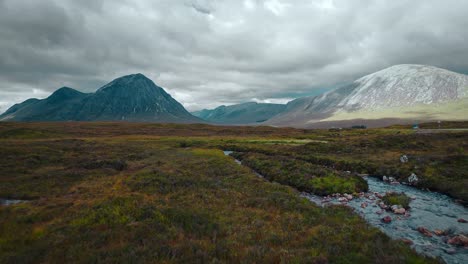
[457,218,467,223]
[361,202,368,208]
[382,176,389,182]
[434,229,445,236]
[382,216,392,223]
[344,194,353,200]
[379,202,388,210]
[393,208,406,215]
[447,235,468,247]
[417,227,433,237]
[338,197,348,202]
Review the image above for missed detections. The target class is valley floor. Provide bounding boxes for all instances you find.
[1,122,466,263]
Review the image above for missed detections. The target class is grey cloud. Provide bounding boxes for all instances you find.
[1,0,468,113]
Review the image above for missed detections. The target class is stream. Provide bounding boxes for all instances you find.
[0,199,25,206]
[223,151,468,263]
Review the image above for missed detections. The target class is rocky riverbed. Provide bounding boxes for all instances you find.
[302,176,468,263]
[223,151,467,263]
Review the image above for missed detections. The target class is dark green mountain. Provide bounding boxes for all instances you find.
[192,102,285,124]
[0,74,202,123]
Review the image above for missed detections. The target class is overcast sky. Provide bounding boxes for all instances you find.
[1,0,468,112]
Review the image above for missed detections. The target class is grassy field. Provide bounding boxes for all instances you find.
[1,122,463,263]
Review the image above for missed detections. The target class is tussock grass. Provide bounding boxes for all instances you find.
[0,122,451,263]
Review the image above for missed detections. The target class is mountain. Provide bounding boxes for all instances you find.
[0,74,202,123]
[266,64,468,127]
[0,87,89,121]
[192,102,286,124]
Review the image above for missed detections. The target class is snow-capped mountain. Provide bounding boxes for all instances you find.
[339,64,468,110]
[267,64,468,127]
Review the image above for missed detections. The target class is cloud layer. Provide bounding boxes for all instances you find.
[1,0,468,112]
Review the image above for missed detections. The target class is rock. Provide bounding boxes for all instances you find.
[344,194,353,200]
[382,216,392,223]
[388,177,396,182]
[408,173,419,185]
[401,238,413,245]
[393,208,406,215]
[444,248,456,255]
[375,192,383,199]
[400,155,409,163]
[376,210,384,215]
[458,218,468,223]
[447,235,468,247]
[361,202,368,208]
[434,229,445,236]
[379,202,388,210]
[338,197,348,202]
[417,227,433,237]
[383,176,389,182]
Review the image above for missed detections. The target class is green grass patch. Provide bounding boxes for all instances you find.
[382,192,411,209]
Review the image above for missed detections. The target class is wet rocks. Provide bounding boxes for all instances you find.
[447,235,468,247]
[338,197,348,202]
[390,204,406,214]
[393,207,406,215]
[361,202,368,208]
[379,202,388,210]
[457,218,467,223]
[417,227,433,237]
[382,216,392,223]
[444,248,457,255]
[434,229,445,236]
[344,194,353,200]
[401,238,413,245]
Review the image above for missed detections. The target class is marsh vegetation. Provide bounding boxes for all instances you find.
[1,122,465,263]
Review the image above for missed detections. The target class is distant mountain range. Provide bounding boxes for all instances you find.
[2,64,467,127]
[0,74,202,123]
[192,102,285,124]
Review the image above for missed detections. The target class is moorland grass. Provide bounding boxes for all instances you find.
[0,123,440,263]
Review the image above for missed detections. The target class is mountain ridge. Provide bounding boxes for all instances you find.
[192,102,286,124]
[0,74,202,123]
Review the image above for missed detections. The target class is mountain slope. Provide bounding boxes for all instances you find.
[0,87,89,121]
[0,74,202,123]
[193,102,286,124]
[267,64,468,127]
[74,74,200,122]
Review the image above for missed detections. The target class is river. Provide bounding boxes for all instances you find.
[223,151,468,263]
